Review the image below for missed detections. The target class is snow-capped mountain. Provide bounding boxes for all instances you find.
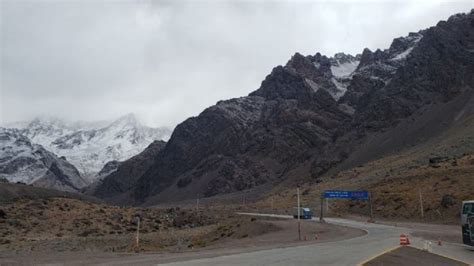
[0,128,87,191]
[12,114,171,182]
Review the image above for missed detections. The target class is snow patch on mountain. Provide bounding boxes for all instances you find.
[328,53,360,99]
[389,33,423,61]
[390,46,415,61]
[330,53,360,79]
[331,61,359,78]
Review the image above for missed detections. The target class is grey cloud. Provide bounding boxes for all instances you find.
[1,0,472,128]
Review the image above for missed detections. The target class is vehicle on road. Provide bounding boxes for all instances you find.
[461,200,474,246]
[293,207,312,219]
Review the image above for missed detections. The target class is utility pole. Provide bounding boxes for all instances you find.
[368,192,374,222]
[135,216,140,252]
[326,198,329,212]
[419,190,424,220]
[297,187,301,241]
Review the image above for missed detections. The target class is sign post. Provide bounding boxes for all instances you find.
[320,193,325,223]
[134,215,140,252]
[297,187,301,241]
[368,192,374,222]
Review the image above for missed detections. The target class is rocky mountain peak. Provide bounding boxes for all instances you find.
[357,48,387,69]
[331,53,360,65]
[389,33,422,54]
[249,65,314,101]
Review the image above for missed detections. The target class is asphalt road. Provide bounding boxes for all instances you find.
[159,213,474,266]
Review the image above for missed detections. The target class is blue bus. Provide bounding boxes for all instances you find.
[293,207,313,219]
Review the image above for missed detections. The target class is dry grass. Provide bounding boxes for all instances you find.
[0,197,277,253]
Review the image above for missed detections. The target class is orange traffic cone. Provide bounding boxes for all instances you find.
[400,234,410,245]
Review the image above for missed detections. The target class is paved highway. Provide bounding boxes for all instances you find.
[160,213,474,266]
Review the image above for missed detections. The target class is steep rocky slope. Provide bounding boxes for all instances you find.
[0,128,87,192]
[95,10,474,206]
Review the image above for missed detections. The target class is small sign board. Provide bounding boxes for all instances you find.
[323,190,369,200]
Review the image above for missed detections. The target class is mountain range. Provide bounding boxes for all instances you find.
[88,10,474,205]
[1,114,171,190]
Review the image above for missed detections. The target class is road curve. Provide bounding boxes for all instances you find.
[159,213,474,266]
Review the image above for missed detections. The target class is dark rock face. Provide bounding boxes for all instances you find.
[128,65,351,203]
[91,140,166,199]
[354,12,474,131]
[96,160,121,179]
[95,10,474,205]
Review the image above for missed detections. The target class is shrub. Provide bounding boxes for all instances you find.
[440,194,456,208]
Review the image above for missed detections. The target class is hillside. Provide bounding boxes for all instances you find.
[0,182,100,204]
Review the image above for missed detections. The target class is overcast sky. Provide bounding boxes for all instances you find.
[0,0,472,128]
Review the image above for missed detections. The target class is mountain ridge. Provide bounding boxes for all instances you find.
[6,114,171,182]
[83,10,474,204]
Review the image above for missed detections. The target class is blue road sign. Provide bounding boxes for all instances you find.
[323,190,369,200]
